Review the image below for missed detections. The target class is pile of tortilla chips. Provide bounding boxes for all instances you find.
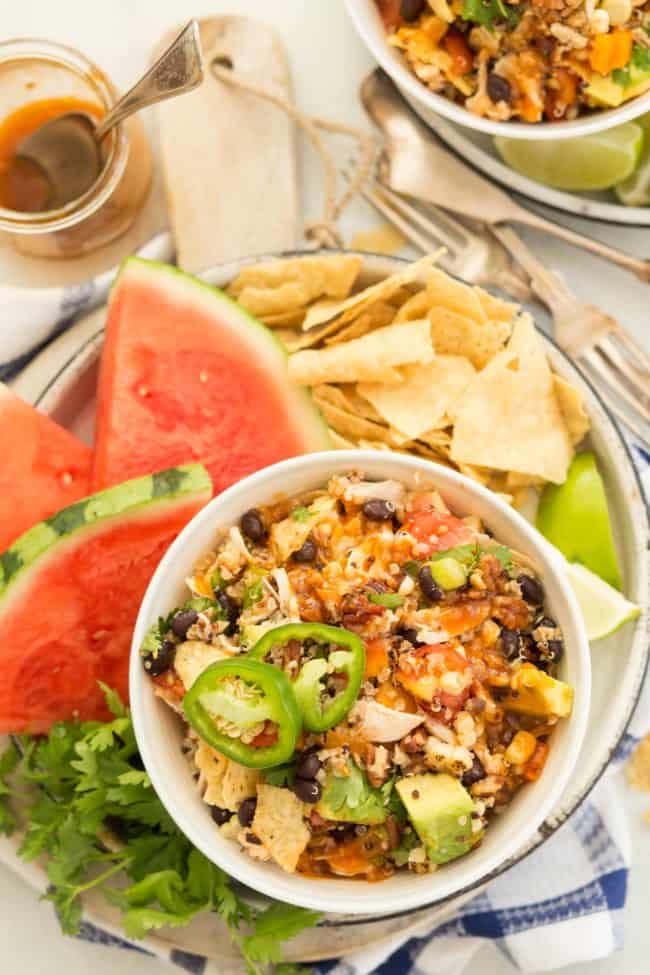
[226,253,590,507]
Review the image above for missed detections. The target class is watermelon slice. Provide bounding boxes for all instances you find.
[0,464,211,733]
[0,384,91,552]
[92,259,331,494]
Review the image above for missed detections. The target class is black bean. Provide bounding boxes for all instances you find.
[362,498,397,522]
[418,565,443,603]
[238,797,257,827]
[294,777,322,803]
[400,0,426,20]
[487,72,512,104]
[462,755,486,788]
[500,627,520,660]
[399,626,420,645]
[293,537,317,563]
[215,589,240,635]
[296,750,321,780]
[535,616,557,630]
[518,574,544,606]
[210,805,233,826]
[142,639,176,677]
[171,608,198,639]
[545,639,564,663]
[240,508,266,542]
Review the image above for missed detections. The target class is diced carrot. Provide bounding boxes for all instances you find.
[365,637,390,679]
[589,30,633,76]
[443,29,474,76]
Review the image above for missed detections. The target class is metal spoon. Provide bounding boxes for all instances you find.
[11,20,203,211]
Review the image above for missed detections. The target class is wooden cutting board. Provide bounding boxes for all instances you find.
[156,16,300,273]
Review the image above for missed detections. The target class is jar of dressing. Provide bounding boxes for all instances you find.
[0,39,152,258]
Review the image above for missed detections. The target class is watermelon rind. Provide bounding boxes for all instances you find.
[116,258,332,451]
[0,463,211,600]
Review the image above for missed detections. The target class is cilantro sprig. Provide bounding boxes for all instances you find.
[461,0,520,30]
[0,687,319,974]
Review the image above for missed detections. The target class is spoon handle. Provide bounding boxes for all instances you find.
[96,20,203,141]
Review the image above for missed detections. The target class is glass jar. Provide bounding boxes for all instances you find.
[0,39,152,259]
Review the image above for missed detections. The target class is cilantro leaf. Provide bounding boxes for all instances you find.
[0,741,19,835]
[462,0,520,29]
[240,903,322,973]
[264,762,297,787]
[291,506,313,523]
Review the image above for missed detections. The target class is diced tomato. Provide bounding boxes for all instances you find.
[524,741,549,781]
[251,724,279,748]
[375,0,402,29]
[397,643,472,709]
[443,29,474,75]
[403,508,473,555]
[365,637,390,679]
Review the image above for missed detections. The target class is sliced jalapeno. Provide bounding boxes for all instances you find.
[249,622,365,733]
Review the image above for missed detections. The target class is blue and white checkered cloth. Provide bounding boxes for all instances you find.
[4,268,648,974]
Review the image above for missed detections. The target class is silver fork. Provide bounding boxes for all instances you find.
[358,175,531,301]
[363,180,650,445]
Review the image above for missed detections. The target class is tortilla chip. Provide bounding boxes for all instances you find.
[475,287,518,324]
[314,384,385,424]
[252,784,310,873]
[357,356,476,440]
[274,328,307,352]
[288,320,434,386]
[194,742,260,811]
[628,734,650,792]
[325,301,396,345]
[451,315,573,484]
[394,290,430,323]
[554,376,590,446]
[428,307,510,369]
[317,400,409,446]
[302,253,442,330]
[505,471,545,489]
[425,267,487,324]
[228,255,362,316]
[260,308,306,328]
[329,430,356,449]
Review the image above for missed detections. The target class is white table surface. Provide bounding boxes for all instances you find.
[2,2,649,973]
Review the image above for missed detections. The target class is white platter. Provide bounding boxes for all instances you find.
[402,98,650,228]
[6,252,649,962]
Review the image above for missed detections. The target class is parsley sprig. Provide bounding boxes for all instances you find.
[0,687,319,974]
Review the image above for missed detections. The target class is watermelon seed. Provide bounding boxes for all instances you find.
[137,385,149,397]
[60,471,73,486]
[199,371,208,383]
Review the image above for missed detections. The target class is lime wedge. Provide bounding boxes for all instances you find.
[494,123,642,191]
[565,561,640,641]
[537,453,622,590]
[615,112,650,205]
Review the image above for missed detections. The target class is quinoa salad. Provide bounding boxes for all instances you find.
[376,0,650,122]
[141,474,574,880]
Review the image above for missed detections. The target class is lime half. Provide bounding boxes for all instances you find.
[566,561,640,641]
[495,123,642,191]
[615,112,650,205]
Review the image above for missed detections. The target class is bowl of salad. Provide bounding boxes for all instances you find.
[347,0,650,138]
[130,451,590,915]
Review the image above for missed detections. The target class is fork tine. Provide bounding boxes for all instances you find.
[581,349,650,443]
[605,329,650,376]
[371,182,467,251]
[360,182,444,254]
[597,334,650,393]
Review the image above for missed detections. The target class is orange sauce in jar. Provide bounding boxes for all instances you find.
[0,97,103,212]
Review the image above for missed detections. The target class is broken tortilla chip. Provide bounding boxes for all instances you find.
[554,376,590,446]
[251,785,310,873]
[260,308,306,328]
[475,287,518,324]
[429,307,511,369]
[394,290,430,323]
[358,355,476,440]
[302,253,442,330]
[425,267,487,324]
[451,315,573,484]
[228,254,362,316]
[289,320,434,386]
[325,301,396,345]
[317,400,409,447]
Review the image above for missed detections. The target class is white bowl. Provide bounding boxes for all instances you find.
[131,450,591,916]
[346,0,650,140]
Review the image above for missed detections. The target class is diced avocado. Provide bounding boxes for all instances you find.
[586,69,650,108]
[429,557,468,591]
[396,773,476,865]
[317,757,387,825]
[503,663,573,718]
